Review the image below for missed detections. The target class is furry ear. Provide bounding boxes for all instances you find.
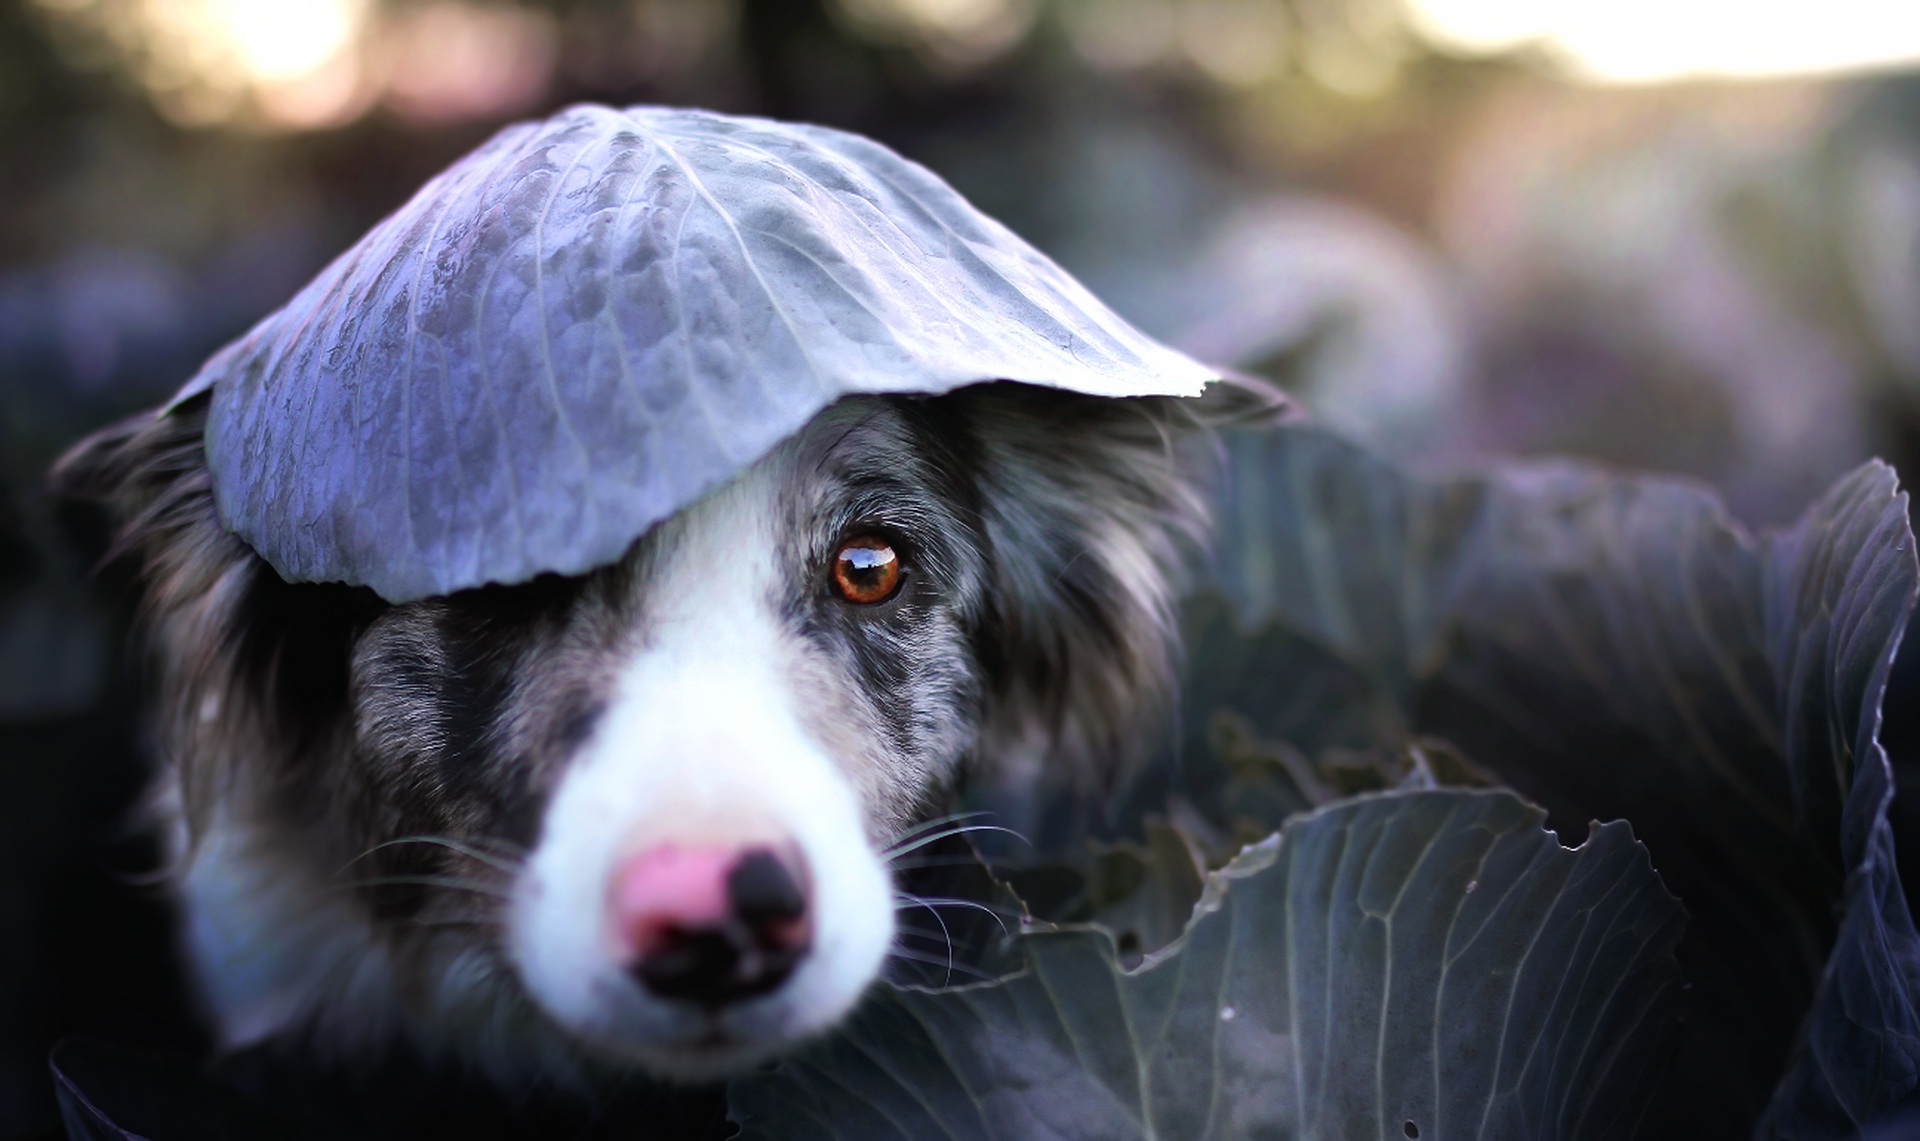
[51,397,385,835]
[50,402,184,499]
[1193,367,1304,429]
[49,396,223,575]
[947,373,1291,792]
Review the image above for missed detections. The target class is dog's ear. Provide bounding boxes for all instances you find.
[1187,367,1303,430]
[53,402,185,503]
[949,378,1266,793]
[53,394,387,838]
[49,396,218,569]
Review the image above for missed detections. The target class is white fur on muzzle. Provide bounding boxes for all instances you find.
[507,469,895,1079]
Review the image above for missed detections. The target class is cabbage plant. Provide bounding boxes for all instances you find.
[48,105,1920,1140]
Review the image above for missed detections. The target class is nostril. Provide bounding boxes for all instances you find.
[612,842,812,1007]
[728,847,809,949]
[632,926,745,1003]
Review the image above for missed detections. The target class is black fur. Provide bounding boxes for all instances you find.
[52,375,1287,1072]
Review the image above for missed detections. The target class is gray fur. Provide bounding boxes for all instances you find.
[52,376,1285,1079]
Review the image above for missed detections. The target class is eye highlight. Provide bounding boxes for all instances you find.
[831,535,902,605]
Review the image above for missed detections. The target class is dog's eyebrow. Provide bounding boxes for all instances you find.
[814,407,896,476]
[828,484,943,531]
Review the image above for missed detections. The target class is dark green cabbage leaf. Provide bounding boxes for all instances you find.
[1195,425,1920,1136]
[169,105,1214,601]
[731,790,1685,1141]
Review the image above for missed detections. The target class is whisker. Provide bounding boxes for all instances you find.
[435,832,528,858]
[885,947,992,982]
[895,896,955,982]
[894,895,1014,936]
[880,810,996,854]
[886,854,1022,872]
[447,834,523,857]
[407,914,506,931]
[345,835,525,874]
[337,874,515,899]
[894,914,967,933]
[894,921,965,943]
[884,824,1030,861]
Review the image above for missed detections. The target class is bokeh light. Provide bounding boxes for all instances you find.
[378,2,557,126]
[1406,0,1920,84]
[32,0,370,125]
[28,0,565,128]
[831,0,1036,66]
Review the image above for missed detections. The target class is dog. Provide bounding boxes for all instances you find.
[55,371,1276,1084]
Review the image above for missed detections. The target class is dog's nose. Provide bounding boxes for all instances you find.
[611,843,812,1006]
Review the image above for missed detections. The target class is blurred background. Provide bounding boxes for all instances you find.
[4,0,1920,1135]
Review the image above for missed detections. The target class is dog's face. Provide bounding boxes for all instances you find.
[61,382,1240,1081]
[379,398,999,1076]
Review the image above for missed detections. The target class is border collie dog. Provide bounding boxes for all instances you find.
[58,377,1268,1082]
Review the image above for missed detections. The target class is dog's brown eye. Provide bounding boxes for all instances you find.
[831,535,901,605]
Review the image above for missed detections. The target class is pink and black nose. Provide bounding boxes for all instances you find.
[610,844,812,1007]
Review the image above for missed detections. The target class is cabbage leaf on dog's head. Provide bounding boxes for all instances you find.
[166,104,1220,602]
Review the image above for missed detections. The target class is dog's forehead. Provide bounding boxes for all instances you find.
[785,398,926,473]
[682,399,938,532]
